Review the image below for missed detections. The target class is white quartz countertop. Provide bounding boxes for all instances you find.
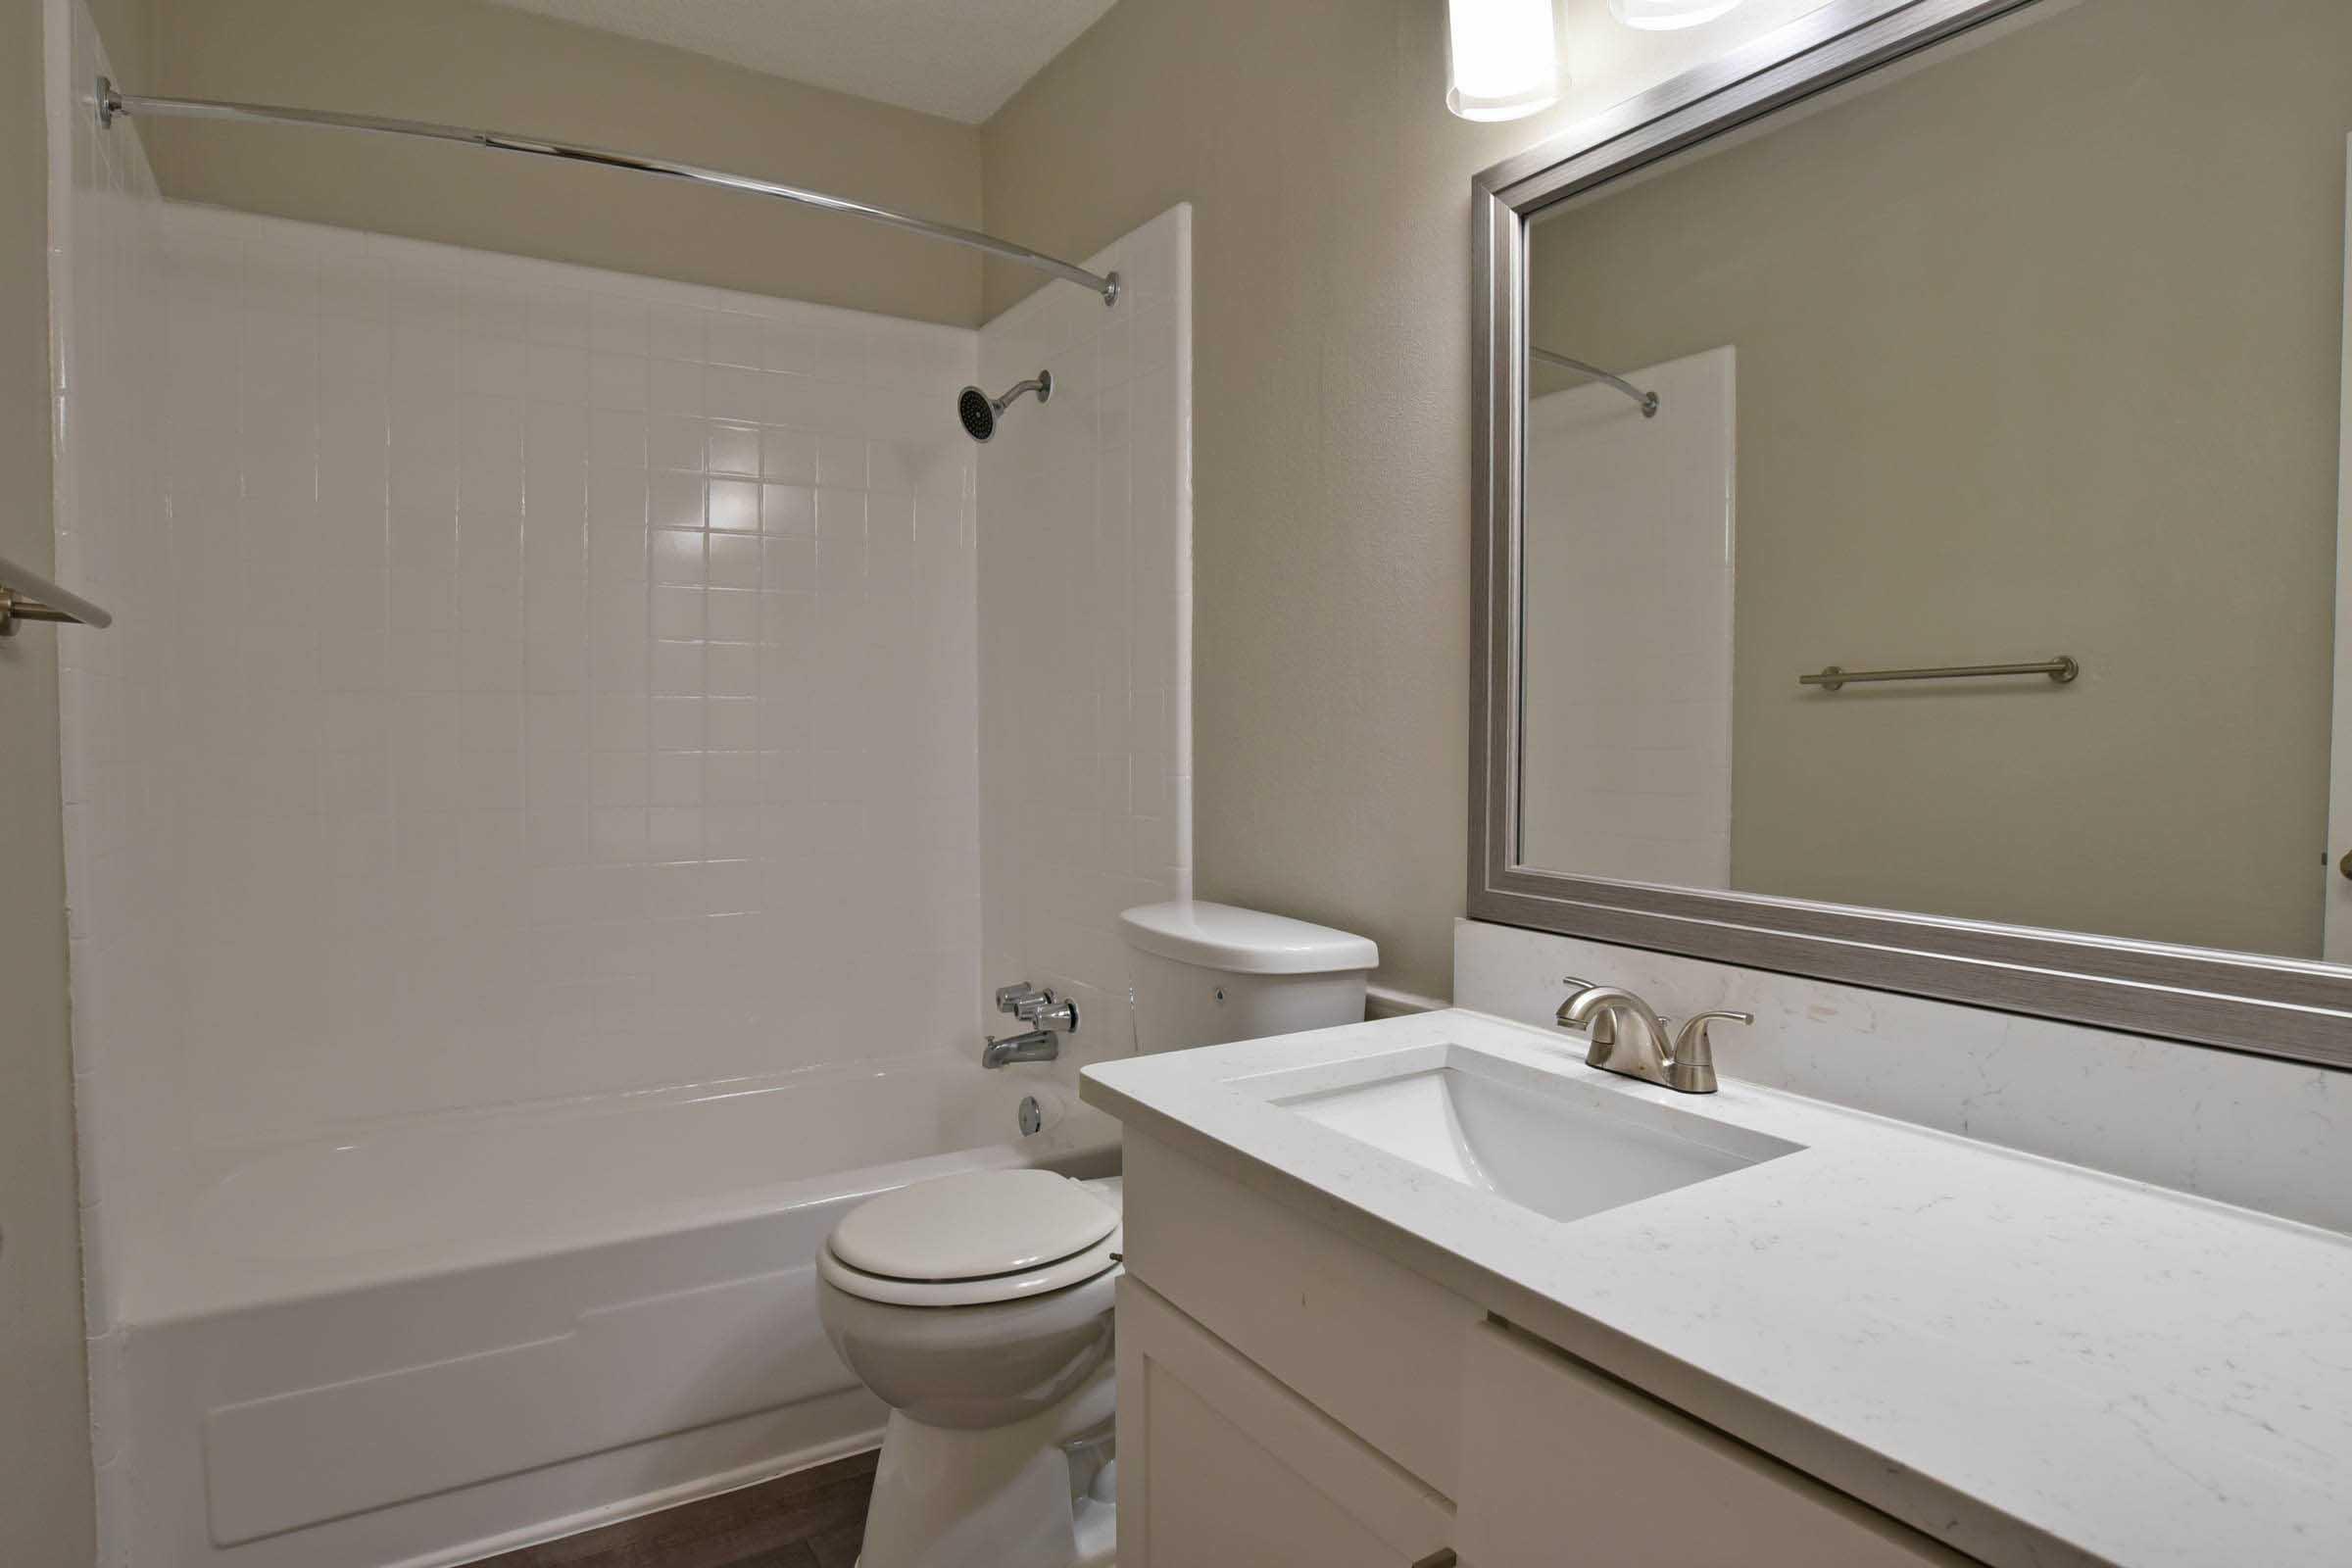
[1080,1009,2352,1568]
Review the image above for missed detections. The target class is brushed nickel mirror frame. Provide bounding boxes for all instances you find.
[1469,0,2352,1072]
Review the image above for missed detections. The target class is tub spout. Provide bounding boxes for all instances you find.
[982,1030,1060,1068]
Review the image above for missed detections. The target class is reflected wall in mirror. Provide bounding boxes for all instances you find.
[1517,0,2352,964]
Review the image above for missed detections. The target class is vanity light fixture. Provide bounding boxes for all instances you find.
[1446,0,1561,122]
[1608,0,1748,30]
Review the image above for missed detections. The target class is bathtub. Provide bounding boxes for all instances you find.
[112,1055,1114,1568]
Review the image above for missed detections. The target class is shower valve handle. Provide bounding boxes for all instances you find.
[996,981,1044,1016]
[1020,992,1079,1033]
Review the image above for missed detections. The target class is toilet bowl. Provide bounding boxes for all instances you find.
[816,1169,1123,1568]
[818,902,1379,1568]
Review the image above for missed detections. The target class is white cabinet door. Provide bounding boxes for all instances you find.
[1116,1277,1457,1568]
[1120,1132,1480,1494]
[1457,1321,1980,1567]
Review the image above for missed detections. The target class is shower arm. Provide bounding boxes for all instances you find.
[95,77,1122,307]
[994,375,1050,411]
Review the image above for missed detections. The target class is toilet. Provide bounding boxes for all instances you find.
[815,901,1379,1568]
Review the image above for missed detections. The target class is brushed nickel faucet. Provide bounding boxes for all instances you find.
[1555,977,1750,1095]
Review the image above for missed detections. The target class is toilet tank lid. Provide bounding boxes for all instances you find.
[1118,901,1379,975]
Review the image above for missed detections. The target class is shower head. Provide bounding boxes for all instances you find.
[958,370,1053,442]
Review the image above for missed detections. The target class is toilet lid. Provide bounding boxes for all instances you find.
[820,1226,1123,1307]
[828,1169,1118,1282]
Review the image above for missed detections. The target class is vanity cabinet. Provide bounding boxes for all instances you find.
[1456,1319,1973,1567]
[1115,1132,1980,1568]
[1114,1276,1454,1567]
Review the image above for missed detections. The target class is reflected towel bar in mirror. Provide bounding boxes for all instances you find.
[0,552,113,637]
[1799,656,2078,692]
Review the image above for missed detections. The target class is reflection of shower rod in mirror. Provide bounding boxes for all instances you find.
[1531,348,1659,417]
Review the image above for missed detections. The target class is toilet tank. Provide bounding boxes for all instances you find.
[1117,902,1380,1054]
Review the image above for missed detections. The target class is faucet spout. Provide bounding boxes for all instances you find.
[1557,984,1667,1042]
[982,1029,1060,1069]
[1556,979,1748,1094]
[1555,981,1679,1089]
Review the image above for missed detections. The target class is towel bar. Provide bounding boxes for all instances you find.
[0,552,114,636]
[1800,657,2076,692]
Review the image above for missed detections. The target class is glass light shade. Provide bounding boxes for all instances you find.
[1446,0,1561,122]
[1608,0,1748,29]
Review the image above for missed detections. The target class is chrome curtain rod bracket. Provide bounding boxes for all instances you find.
[1800,656,2079,692]
[94,76,1122,307]
[0,552,114,637]
[1531,347,1659,417]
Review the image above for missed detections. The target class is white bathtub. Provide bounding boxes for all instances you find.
[113,1056,1113,1568]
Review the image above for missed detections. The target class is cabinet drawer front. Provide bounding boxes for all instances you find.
[1117,1277,1456,1568]
[1120,1132,1480,1494]
[1458,1321,1979,1568]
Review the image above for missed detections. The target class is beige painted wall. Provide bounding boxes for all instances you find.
[1529,0,2351,958]
[982,0,1836,999]
[84,0,149,84]
[134,0,987,326]
[1,0,95,1556]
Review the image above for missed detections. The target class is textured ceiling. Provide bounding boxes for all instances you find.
[482,0,1121,123]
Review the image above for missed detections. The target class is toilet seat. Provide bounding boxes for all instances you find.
[820,1169,1123,1308]
[820,1227,1122,1306]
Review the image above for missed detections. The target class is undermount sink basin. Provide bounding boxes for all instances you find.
[1267,1047,1803,1225]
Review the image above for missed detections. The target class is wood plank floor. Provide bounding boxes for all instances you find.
[469,1449,876,1568]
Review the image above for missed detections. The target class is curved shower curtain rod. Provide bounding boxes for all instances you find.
[94,76,1122,307]
[1531,347,1658,417]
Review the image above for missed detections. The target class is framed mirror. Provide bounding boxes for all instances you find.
[1470,0,2352,1067]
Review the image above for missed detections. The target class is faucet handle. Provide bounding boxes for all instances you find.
[996,981,1044,1015]
[1027,994,1080,1033]
[1669,1010,1751,1094]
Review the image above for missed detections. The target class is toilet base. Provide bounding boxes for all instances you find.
[855,1357,1117,1568]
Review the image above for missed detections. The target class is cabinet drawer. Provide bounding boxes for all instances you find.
[1120,1132,1480,1495]
[1458,1321,1980,1567]
[1116,1277,1456,1568]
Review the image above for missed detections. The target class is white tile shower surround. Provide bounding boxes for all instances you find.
[978,205,1194,1137]
[1454,917,2352,1235]
[149,201,988,1166]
